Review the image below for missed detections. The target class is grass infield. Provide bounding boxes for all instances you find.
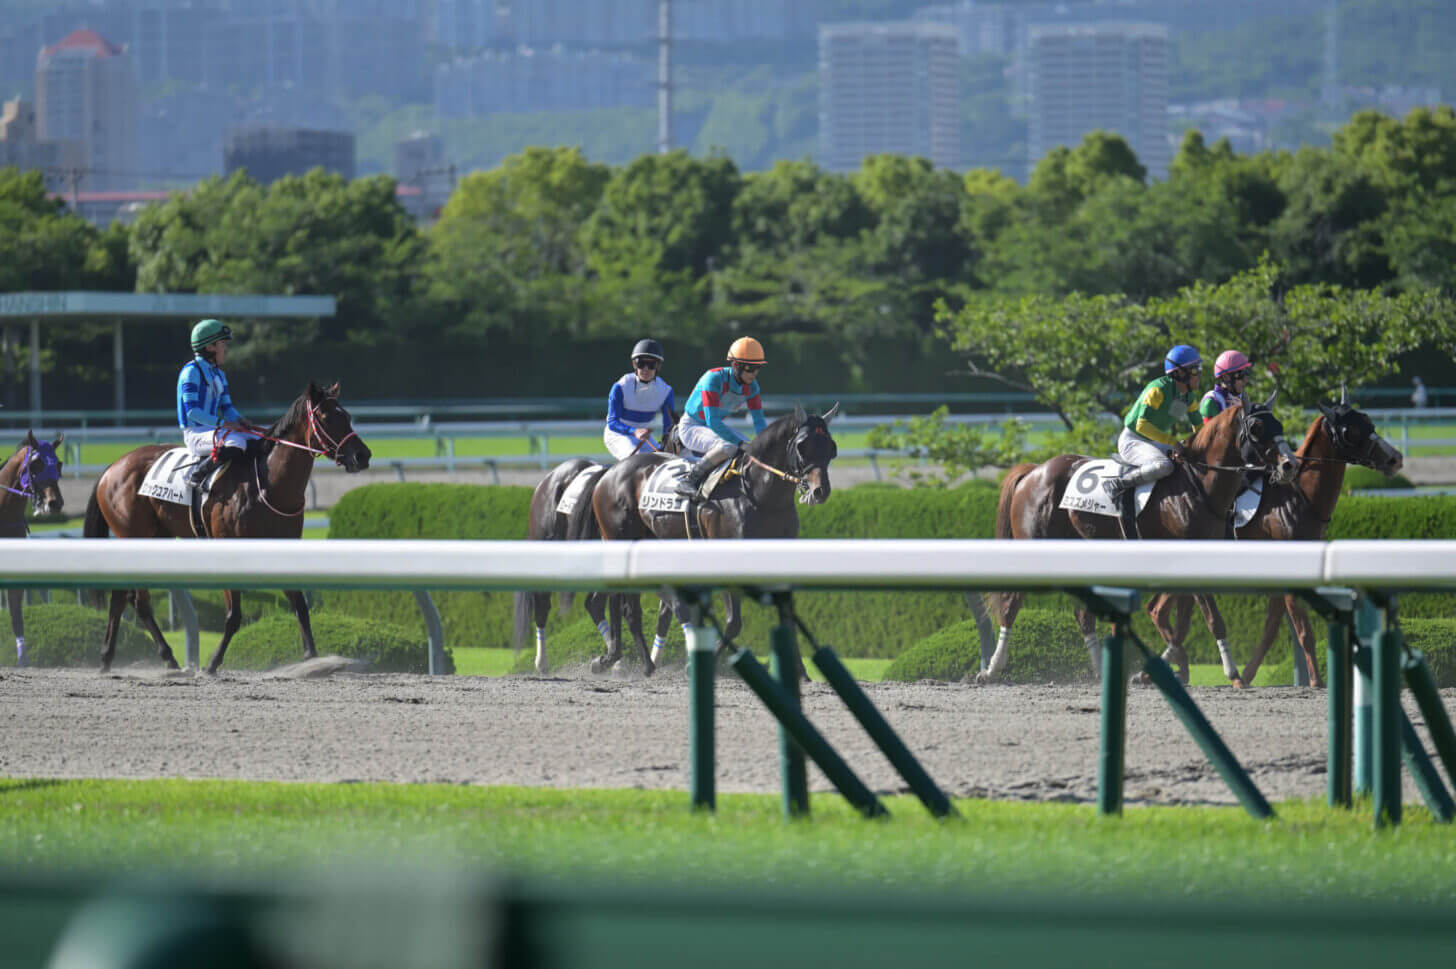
[1,779,1453,904]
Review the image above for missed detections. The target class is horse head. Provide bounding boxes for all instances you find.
[15,431,64,517]
[1237,402,1296,485]
[788,403,839,505]
[306,382,371,473]
[1316,399,1404,477]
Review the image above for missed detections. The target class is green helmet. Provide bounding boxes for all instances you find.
[190,319,232,353]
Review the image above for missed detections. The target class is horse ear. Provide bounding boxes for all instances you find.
[822,402,841,423]
[1262,389,1278,411]
[326,381,340,399]
[25,429,37,447]
[794,402,806,424]
[1339,383,1348,405]
[52,431,64,448]
[307,382,323,402]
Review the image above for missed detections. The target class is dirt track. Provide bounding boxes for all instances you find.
[5,662,1447,806]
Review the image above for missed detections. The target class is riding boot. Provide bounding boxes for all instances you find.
[1103,466,1156,540]
[676,442,740,496]
[187,454,218,488]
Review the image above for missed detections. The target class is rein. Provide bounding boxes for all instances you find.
[745,453,802,486]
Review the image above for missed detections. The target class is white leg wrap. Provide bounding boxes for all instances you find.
[534,627,548,674]
[650,644,664,665]
[984,627,1011,679]
[1217,638,1238,680]
[596,619,612,646]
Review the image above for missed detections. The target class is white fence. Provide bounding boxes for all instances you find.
[5,538,1453,592]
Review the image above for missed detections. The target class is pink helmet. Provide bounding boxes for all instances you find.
[1214,350,1252,379]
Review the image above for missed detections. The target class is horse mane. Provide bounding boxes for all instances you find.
[1184,401,1242,456]
[745,410,801,458]
[264,388,313,452]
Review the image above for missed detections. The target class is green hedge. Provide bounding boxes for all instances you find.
[326,482,1456,664]
[883,609,1093,684]
[1399,619,1456,687]
[3,604,154,668]
[1343,466,1414,492]
[222,612,447,673]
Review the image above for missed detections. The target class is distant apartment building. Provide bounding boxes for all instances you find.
[818,21,960,171]
[394,130,451,221]
[912,1,1020,57]
[434,47,653,118]
[223,126,355,185]
[0,97,85,191]
[35,29,139,192]
[1027,22,1170,179]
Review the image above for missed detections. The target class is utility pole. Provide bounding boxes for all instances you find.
[657,0,672,154]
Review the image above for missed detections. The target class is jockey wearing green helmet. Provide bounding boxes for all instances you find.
[177,319,250,487]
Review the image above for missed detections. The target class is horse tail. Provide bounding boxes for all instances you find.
[83,479,110,608]
[512,589,532,653]
[996,463,1036,539]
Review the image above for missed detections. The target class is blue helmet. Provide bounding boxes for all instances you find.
[1164,344,1202,374]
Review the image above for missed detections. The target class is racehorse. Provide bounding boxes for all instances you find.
[985,400,1296,684]
[590,404,839,674]
[83,382,370,673]
[2,433,65,667]
[513,457,621,675]
[1145,397,1404,686]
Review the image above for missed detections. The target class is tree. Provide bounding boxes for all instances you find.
[0,168,102,292]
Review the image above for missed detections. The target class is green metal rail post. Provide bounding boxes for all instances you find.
[729,649,888,819]
[812,646,957,819]
[1371,596,1403,827]
[1400,713,1456,823]
[1403,650,1456,792]
[682,589,717,813]
[1140,652,1275,820]
[768,592,809,819]
[1069,587,1139,818]
[1298,588,1355,808]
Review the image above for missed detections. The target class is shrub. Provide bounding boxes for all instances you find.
[1343,467,1414,493]
[221,612,449,673]
[3,604,154,668]
[884,609,1092,684]
[1398,618,1456,688]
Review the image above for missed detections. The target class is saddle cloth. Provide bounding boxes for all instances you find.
[1057,459,1155,518]
[137,448,200,505]
[638,455,737,513]
[555,464,605,516]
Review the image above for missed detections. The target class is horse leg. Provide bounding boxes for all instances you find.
[285,590,317,661]
[650,597,676,666]
[7,588,24,667]
[1142,594,1181,684]
[1193,595,1241,687]
[1075,607,1101,680]
[532,591,552,675]
[1287,597,1323,688]
[590,594,622,674]
[205,590,244,674]
[132,589,180,670]
[99,589,129,672]
[1165,596,1193,684]
[626,594,654,677]
[1239,597,1285,687]
[976,592,1024,683]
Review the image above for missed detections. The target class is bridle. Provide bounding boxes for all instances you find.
[2,445,60,502]
[305,399,360,461]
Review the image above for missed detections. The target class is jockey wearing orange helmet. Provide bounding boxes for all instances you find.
[674,336,768,494]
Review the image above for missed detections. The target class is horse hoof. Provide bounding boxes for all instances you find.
[1229,676,1247,689]
[535,660,550,675]
[973,670,994,685]
[643,661,655,678]
[589,657,604,674]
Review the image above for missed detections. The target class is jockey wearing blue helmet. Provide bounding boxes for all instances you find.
[1105,344,1203,502]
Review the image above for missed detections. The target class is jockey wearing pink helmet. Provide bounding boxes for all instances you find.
[1199,350,1253,421]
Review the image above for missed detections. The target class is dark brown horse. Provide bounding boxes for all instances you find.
[1146,398,1404,686]
[983,401,1296,683]
[2,433,65,667]
[590,404,839,672]
[513,457,621,674]
[83,383,370,673]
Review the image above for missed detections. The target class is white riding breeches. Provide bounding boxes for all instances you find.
[1116,428,1174,480]
[604,428,657,461]
[676,420,734,459]
[183,426,250,457]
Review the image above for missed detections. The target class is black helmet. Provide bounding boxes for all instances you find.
[631,338,664,362]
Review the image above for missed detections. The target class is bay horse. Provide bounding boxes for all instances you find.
[1146,398,1404,686]
[513,457,618,675]
[2,433,65,667]
[83,382,370,673]
[984,400,1296,684]
[590,404,839,674]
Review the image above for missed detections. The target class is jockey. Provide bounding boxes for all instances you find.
[604,338,675,461]
[1105,344,1203,502]
[674,336,768,495]
[176,319,250,487]
[1199,350,1252,421]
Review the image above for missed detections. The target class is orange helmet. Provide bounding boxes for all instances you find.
[727,337,766,366]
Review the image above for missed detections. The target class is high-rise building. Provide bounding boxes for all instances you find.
[818,21,960,172]
[35,28,139,191]
[0,97,86,191]
[223,126,355,185]
[1027,22,1170,178]
[394,130,451,221]
[435,46,653,118]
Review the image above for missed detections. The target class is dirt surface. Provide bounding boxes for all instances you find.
[3,663,1446,806]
